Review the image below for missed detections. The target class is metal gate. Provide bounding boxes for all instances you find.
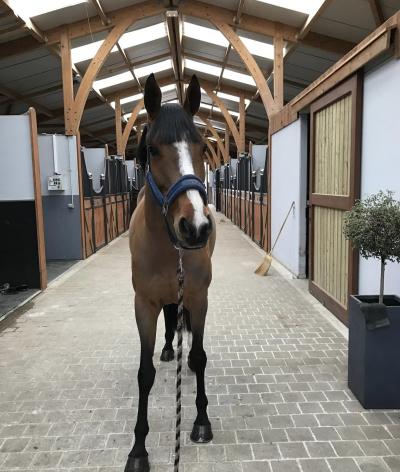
[309,75,362,324]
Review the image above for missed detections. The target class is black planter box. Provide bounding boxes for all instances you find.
[348,294,400,409]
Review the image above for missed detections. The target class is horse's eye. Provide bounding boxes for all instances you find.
[148,145,159,156]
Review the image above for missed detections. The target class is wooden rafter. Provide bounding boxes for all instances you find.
[297,0,335,40]
[121,98,144,154]
[204,138,219,167]
[368,0,385,26]
[166,9,184,103]
[273,32,284,110]
[200,82,241,148]
[224,129,230,163]
[212,20,277,118]
[204,118,226,157]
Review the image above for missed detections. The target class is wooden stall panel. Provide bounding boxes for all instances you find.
[93,198,106,250]
[84,199,94,257]
[313,206,349,308]
[314,96,352,197]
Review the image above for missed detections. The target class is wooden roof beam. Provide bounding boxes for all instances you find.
[166,10,184,103]
[297,0,335,40]
[368,0,385,26]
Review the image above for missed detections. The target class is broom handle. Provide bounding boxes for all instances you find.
[270,201,295,255]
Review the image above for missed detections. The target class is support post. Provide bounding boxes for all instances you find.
[274,32,284,110]
[239,94,246,154]
[224,128,230,163]
[60,28,75,136]
[115,97,123,156]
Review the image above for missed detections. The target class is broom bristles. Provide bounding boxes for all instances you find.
[254,253,272,276]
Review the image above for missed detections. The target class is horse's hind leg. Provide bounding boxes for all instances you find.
[160,304,176,362]
[125,296,159,472]
[188,295,213,444]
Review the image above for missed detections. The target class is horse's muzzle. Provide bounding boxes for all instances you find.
[178,214,212,249]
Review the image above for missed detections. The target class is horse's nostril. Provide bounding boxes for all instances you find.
[199,218,212,240]
[179,217,193,238]
[178,216,212,246]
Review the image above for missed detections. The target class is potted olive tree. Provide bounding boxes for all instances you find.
[343,190,400,409]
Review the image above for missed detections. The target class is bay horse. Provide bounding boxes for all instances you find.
[126,73,216,472]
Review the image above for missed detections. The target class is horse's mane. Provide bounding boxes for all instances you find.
[137,104,202,171]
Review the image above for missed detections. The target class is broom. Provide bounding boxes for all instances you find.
[254,200,295,276]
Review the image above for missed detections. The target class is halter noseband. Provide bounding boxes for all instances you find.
[145,146,208,249]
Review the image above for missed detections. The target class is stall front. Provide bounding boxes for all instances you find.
[0,109,46,318]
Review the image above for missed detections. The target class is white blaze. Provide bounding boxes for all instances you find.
[175,141,208,231]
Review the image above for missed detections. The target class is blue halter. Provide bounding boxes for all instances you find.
[146,171,207,216]
[145,148,208,249]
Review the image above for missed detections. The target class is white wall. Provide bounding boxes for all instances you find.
[271,116,308,277]
[359,58,400,297]
[38,134,79,196]
[0,116,34,201]
[82,147,106,193]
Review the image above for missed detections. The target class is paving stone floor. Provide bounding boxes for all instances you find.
[1,214,400,472]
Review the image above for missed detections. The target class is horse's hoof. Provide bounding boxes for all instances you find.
[124,455,150,472]
[160,349,174,362]
[190,424,213,443]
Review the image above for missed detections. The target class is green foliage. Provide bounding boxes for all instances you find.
[343,191,400,264]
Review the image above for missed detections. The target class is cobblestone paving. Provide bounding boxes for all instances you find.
[1,214,400,472]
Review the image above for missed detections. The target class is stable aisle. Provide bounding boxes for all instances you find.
[0,215,399,472]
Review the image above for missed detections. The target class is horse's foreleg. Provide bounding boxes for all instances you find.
[160,304,176,362]
[188,296,213,444]
[125,296,159,472]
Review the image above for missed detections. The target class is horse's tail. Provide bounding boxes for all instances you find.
[163,304,192,332]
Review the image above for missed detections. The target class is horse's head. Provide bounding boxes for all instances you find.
[142,73,212,249]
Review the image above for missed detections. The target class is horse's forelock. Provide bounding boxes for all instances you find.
[147,104,201,146]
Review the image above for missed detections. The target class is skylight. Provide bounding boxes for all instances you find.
[72,23,167,63]
[255,0,324,15]
[185,59,222,77]
[183,22,229,48]
[240,36,275,60]
[124,108,146,120]
[185,59,255,87]
[183,21,275,60]
[8,0,86,17]
[216,92,251,106]
[200,102,240,118]
[119,23,167,50]
[94,71,132,92]
[223,69,256,86]
[94,59,172,91]
[110,84,176,109]
[135,59,172,78]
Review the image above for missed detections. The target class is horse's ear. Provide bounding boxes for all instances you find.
[183,75,201,116]
[144,73,161,121]
[138,125,148,171]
